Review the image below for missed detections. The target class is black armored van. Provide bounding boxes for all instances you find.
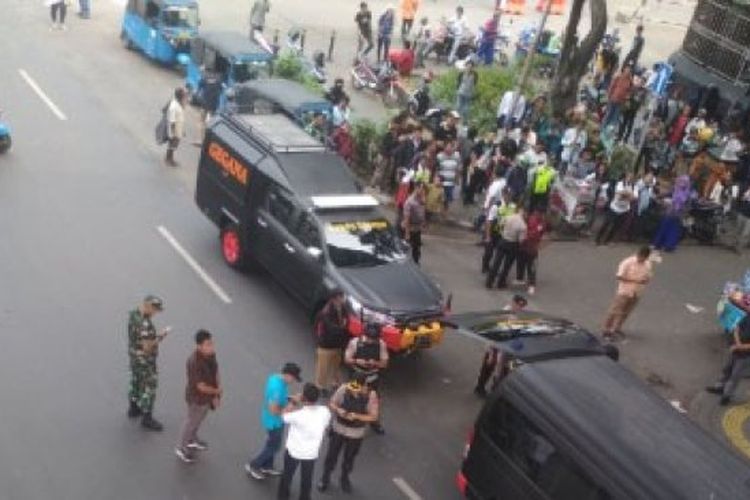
[195,111,446,353]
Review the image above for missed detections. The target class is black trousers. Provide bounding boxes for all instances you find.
[322,431,363,481]
[51,1,67,23]
[487,240,519,288]
[377,36,391,62]
[278,450,315,500]
[618,110,637,142]
[596,210,628,245]
[409,231,422,264]
[528,193,549,213]
[516,250,537,285]
[481,232,500,273]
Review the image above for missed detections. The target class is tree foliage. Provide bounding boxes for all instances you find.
[272,51,324,94]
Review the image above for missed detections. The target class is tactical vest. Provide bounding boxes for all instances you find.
[355,338,381,362]
[491,202,517,235]
[533,166,555,194]
[336,390,369,428]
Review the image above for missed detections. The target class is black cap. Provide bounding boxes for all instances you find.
[281,362,302,382]
[364,323,381,338]
[144,295,164,310]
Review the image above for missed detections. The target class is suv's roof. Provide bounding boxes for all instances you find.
[234,79,331,116]
[504,356,750,499]
[211,113,359,197]
[199,31,271,58]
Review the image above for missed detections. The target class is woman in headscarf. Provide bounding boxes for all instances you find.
[652,175,692,252]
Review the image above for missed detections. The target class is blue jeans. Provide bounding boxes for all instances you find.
[456,94,471,122]
[602,103,621,128]
[250,427,284,469]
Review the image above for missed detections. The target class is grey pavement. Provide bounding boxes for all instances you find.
[0,1,747,500]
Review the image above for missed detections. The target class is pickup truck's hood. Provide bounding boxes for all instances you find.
[336,260,442,314]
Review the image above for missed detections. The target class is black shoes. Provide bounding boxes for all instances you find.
[141,413,164,431]
[341,476,353,493]
[127,401,142,418]
[370,422,385,435]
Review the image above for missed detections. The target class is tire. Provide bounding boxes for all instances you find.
[220,224,247,269]
[121,30,134,50]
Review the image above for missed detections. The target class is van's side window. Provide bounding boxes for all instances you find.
[268,189,295,231]
[487,399,609,500]
[295,213,321,248]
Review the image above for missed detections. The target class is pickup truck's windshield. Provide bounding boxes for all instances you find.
[324,219,407,267]
[162,7,199,29]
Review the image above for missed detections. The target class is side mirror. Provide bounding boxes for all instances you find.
[307,247,323,259]
[176,53,191,66]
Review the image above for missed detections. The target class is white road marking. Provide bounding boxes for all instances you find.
[156,226,232,304]
[685,303,704,314]
[18,69,68,121]
[392,477,423,500]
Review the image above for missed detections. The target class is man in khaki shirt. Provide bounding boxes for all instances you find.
[603,246,653,340]
[166,87,187,167]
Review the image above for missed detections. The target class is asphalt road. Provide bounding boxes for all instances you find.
[0,1,748,500]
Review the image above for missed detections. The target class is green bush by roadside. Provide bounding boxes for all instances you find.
[272,51,324,94]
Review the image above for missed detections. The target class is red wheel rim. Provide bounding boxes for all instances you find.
[222,230,240,264]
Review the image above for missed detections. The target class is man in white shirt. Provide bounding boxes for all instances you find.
[496,90,526,130]
[166,87,187,167]
[596,173,635,245]
[278,383,331,500]
[448,6,468,63]
[560,123,587,174]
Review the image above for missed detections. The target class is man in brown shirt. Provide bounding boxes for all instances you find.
[175,330,222,463]
[603,65,633,128]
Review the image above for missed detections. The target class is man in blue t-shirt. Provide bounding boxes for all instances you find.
[245,363,302,479]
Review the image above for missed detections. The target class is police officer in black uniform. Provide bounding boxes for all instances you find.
[344,323,388,434]
[317,372,379,493]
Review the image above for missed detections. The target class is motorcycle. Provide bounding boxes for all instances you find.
[548,177,596,239]
[685,200,724,244]
[350,59,408,109]
[0,111,11,154]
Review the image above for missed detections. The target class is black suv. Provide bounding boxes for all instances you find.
[195,111,445,352]
[452,312,750,500]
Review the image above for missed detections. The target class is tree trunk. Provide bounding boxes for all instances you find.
[549,0,608,117]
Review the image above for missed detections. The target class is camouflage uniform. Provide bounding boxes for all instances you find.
[127,309,159,413]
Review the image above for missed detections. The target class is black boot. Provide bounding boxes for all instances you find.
[127,401,142,418]
[141,412,164,431]
[370,422,385,435]
[341,475,352,493]
[317,474,330,492]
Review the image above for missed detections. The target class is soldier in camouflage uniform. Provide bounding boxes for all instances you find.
[127,295,169,431]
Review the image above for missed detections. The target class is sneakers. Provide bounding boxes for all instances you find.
[260,467,282,476]
[127,401,142,418]
[186,439,208,451]
[141,413,164,432]
[174,447,195,464]
[244,463,265,480]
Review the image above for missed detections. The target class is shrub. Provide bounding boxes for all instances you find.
[272,51,324,94]
[430,64,537,133]
[350,119,386,177]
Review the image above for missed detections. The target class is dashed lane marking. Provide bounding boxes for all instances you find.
[157,225,233,304]
[722,404,750,459]
[18,69,68,121]
[393,477,423,500]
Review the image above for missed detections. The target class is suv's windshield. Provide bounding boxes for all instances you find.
[324,219,407,267]
[162,6,199,29]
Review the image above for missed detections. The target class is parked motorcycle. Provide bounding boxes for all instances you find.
[685,201,725,244]
[0,111,11,154]
[350,59,408,109]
